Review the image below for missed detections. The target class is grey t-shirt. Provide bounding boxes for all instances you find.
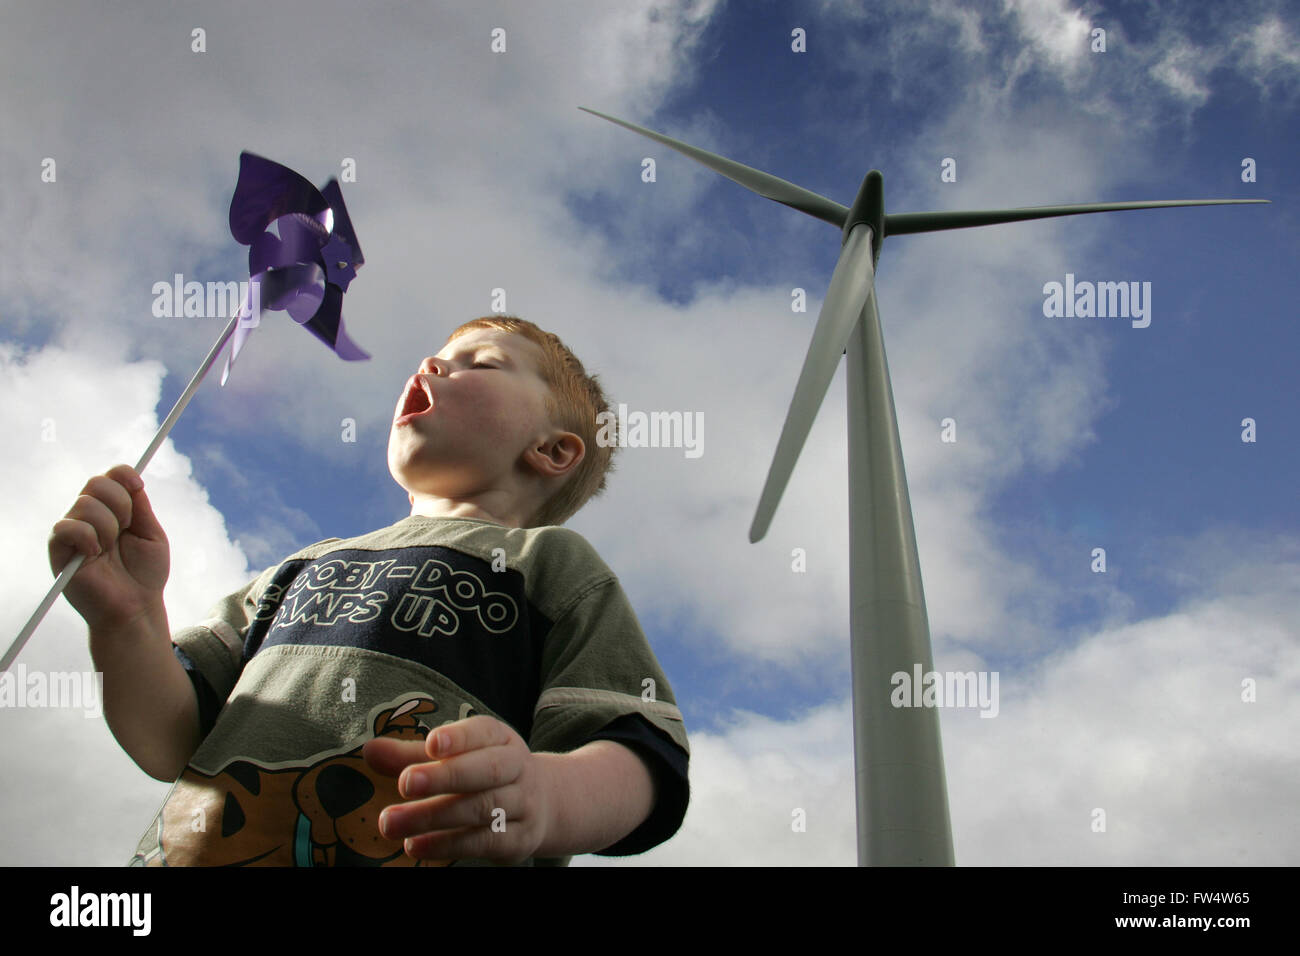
[129,515,689,867]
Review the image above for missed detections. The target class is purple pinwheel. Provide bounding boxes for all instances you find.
[222,152,369,383]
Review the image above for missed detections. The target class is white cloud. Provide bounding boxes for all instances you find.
[0,342,254,865]
[580,697,859,866]
[1149,41,1213,106]
[1004,0,1096,76]
[1236,15,1300,99]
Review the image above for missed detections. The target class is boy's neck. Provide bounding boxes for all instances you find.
[407,496,523,528]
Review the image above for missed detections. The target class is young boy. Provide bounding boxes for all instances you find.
[49,316,690,866]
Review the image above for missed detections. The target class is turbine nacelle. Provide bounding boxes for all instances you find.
[843,169,884,265]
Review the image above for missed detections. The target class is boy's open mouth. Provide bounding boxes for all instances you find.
[396,376,434,423]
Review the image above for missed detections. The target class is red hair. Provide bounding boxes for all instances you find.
[446,316,616,526]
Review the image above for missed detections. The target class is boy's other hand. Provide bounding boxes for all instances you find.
[363,714,553,864]
[48,464,170,633]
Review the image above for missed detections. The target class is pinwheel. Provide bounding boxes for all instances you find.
[223,152,369,384]
[581,106,1268,866]
[5,154,368,671]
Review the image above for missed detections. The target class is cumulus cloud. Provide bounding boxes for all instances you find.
[0,343,255,865]
[584,545,1299,865]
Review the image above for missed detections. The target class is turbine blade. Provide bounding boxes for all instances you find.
[749,223,877,543]
[580,106,848,228]
[886,199,1269,236]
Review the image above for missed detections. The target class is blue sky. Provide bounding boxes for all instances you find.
[1,0,1297,866]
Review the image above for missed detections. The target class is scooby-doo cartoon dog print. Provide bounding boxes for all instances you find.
[132,697,459,866]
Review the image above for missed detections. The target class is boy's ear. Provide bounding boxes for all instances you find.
[525,430,585,480]
[409,493,415,506]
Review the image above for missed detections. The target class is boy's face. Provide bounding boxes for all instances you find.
[387,328,571,516]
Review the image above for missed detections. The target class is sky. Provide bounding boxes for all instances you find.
[0,0,1296,867]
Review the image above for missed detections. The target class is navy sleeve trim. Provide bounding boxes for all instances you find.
[172,643,220,741]
[581,713,689,857]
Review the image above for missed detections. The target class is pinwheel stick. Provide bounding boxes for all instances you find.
[2,310,241,673]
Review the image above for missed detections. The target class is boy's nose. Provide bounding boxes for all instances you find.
[418,357,443,375]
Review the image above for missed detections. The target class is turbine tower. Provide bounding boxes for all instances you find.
[581,106,1267,866]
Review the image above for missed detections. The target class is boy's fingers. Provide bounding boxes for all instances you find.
[80,473,135,534]
[60,469,137,556]
[48,517,101,570]
[381,784,522,842]
[361,737,431,777]
[64,495,122,556]
[427,714,514,760]
[103,464,144,493]
[98,465,166,543]
[401,743,518,798]
[364,719,523,795]
[121,479,167,543]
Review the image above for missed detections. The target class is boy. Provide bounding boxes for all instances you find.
[49,316,690,866]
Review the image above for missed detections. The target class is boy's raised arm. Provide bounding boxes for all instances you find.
[50,464,202,782]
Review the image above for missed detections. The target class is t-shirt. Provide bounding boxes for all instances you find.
[128,514,690,867]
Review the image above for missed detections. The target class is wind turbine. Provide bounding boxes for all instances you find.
[580,106,1268,866]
